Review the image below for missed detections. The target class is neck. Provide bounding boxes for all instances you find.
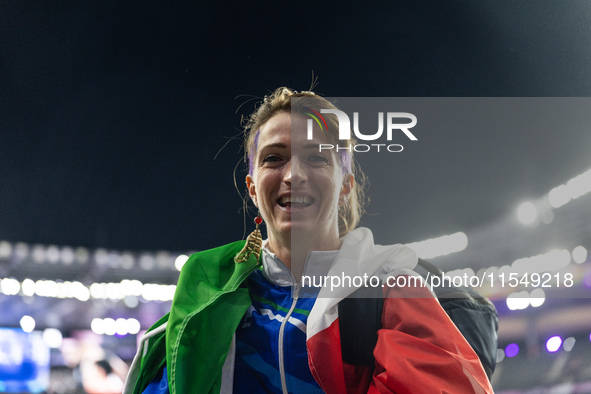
[267,231,341,282]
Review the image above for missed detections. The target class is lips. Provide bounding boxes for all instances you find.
[277,195,315,208]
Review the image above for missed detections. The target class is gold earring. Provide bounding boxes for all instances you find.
[235,215,263,264]
[339,201,351,214]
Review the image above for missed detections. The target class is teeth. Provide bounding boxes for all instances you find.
[279,196,313,205]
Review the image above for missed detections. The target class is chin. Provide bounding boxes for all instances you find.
[276,222,314,238]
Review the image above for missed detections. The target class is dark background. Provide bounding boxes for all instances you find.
[1,1,591,253]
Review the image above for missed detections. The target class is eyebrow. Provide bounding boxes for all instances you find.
[259,142,288,151]
[258,142,327,153]
[302,143,321,150]
[292,143,328,153]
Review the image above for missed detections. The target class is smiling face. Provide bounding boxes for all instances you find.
[246,112,353,250]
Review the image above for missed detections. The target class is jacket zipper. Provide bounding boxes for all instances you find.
[278,282,300,394]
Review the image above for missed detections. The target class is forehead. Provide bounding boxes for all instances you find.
[257,112,332,150]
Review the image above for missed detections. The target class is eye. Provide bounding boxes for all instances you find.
[308,154,329,163]
[262,155,283,164]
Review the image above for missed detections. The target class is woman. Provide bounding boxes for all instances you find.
[124,88,493,394]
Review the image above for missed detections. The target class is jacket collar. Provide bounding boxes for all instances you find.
[260,241,338,287]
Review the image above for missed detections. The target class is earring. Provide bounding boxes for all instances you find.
[339,202,351,215]
[234,214,263,264]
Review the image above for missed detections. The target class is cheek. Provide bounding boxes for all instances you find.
[254,172,277,204]
[318,174,343,206]
[324,170,344,198]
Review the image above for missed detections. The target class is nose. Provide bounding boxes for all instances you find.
[283,157,308,186]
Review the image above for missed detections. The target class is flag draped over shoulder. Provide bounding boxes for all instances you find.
[125,229,494,394]
[306,228,494,394]
[124,241,259,394]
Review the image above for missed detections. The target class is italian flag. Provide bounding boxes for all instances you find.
[125,228,493,394]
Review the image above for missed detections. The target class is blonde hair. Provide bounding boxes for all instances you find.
[243,87,367,237]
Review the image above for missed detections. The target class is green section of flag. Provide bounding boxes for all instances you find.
[131,241,261,394]
[166,241,260,394]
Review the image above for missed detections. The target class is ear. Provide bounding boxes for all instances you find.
[246,174,258,208]
[338,174,354,206]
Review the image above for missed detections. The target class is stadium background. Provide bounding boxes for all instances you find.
[1,2,591,393]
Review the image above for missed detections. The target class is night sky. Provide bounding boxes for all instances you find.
[2,1,591,254]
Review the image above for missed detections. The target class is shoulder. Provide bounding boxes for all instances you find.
[175,239,258,303]
[340,227,418,276]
